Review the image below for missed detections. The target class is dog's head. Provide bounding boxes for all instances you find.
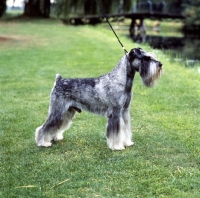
[128,48,162,87]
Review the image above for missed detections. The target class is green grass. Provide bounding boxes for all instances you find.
[0,19,200,198]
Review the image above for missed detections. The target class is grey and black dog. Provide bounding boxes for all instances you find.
[35,48,162,150]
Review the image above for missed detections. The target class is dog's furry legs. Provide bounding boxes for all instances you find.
[122,109,134,147]
[35,107,76,147]
[106,109,134,150]
[53,107,76,141]
[106,109,125,150]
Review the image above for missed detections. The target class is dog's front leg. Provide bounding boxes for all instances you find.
[122,109,134,147]
[106,109,125,150]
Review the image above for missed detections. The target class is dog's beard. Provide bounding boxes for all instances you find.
[140,60,162,87]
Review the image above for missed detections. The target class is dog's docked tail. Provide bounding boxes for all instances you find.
[56,74,62,81]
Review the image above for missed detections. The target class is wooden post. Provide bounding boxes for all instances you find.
[138,18,146,42]
[129,18,136,38]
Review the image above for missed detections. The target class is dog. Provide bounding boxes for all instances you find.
[35,48,162,150]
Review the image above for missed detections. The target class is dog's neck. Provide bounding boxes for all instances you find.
[108,55,136,93]
[125,55,136,93]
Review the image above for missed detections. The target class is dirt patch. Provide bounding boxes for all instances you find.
[0,34,47,47]
[0,35,36,46]
[0,36,13,42]
[0,35,24,43]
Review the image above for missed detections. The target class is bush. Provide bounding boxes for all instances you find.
[184,4,200,26]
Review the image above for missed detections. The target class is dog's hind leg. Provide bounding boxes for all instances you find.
[53,107,76,142]
[106,109,125,150]
[35,106,77,147]
[35,108,64,147]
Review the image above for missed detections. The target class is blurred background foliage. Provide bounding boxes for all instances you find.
[53,0,132,18]
[183,0,200,31]
[2,0,200,32]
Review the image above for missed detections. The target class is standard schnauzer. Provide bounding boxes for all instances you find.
[35,48,162,150]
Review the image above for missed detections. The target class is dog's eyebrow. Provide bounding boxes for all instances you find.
[71,107,82,113]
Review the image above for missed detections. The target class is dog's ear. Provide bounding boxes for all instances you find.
[134,48,144,59]
[129,48,144,60]
[128,49,135,61]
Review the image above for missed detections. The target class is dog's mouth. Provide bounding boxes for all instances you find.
[142,69,162,87]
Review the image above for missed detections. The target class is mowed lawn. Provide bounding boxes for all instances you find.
[0,19,199,198]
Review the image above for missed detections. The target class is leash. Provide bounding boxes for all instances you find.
[94,0,128,56]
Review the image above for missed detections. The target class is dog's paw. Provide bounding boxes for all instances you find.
[53,135,64,141]
[110,145,125,151]
[124,141,134,147]
[38,142,52,147]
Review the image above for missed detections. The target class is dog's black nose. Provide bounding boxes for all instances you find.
[159,62,162,67]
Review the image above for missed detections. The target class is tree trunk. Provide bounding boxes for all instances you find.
[84,0,96,15]
[0,0,7,17]
[24,0,50,18]
[43,0,50,17]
